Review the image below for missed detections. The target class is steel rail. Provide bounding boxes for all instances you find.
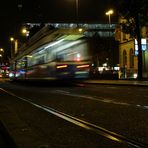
[1,88,147,148]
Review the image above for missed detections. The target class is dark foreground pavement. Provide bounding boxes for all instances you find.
[0,79,148,147]
[0,121,17,148]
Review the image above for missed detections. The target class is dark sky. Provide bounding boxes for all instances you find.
[0,0,117,59]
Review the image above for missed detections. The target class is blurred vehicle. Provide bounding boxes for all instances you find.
[0,65,10,78]
[9,28,91,81]
[90,66,119,80]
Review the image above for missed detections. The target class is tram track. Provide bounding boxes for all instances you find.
[1,88,148,148]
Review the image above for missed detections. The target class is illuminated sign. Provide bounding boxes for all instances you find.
[135,39,147,55]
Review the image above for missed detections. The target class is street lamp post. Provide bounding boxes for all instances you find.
[0,54,2,65]
[76,0,78,23]
[105,9,114,67]
[68,0,79,27]
[0,48,4,65]
[10,37,19,57]
[106,9,114,34]
[10,37,14,59]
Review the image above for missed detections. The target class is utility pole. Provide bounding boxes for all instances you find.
[75,0,79,27]
[106,9,114,67]
[135,14,143,80]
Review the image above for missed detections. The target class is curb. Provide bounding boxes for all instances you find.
[0,121,18,148]
[82,80,148,87]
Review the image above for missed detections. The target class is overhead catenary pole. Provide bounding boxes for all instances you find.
[106,9,114,35]
[76,0,79,26]
[135,13,143,80]
[10,37,14,59]
[106,9,114,67]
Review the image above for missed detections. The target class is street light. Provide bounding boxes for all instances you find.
[0,54,2,65]
[10,37,14,42]
[78,28,83,32]
[105,9,114,25]
[105,9,114,67]
[0,48,4,65]
[10,37,15,58]
[0,48,4,52]
[21,27,29,37]
[10,37,19,57]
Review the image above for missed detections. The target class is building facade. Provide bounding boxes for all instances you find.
[118,25,148,79]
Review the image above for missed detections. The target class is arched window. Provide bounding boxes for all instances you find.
[123,50,127,67]
[129,48,134,68]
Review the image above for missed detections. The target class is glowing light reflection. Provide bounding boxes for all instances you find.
[56,65,68,69]
[77,64,89,68]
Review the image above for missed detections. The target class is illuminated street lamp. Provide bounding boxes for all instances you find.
[10,37,14,42]
[22,28,27,34]
[21,27,29,37]
[10,37,15,58]
[78,28,83,32]
[10,37,19,57]
[0,48,4,52]
[106,9,114,25]
[0,48,4,61]
[105,9,114,67]
[0,54,2,65]
[0,48,4,65]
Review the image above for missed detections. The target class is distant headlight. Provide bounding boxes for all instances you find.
[133,73,137,78]
[9,73,14,78]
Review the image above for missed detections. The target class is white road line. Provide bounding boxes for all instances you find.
[52,89,148,109]
[52,89,130,106]
[0,88,123,143]
[1,88,146,148]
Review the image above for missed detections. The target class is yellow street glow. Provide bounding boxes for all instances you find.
[106,9,114,15]
[10,37,14,42]
[78,28,83,32]
[22,28,27,34]
[107,135,121,142]
[0,48,3,51]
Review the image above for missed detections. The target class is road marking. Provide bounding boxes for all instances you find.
[0,88,147,148]
[52,89,148,109]
[53,90,130,106]
[0,88,146,148]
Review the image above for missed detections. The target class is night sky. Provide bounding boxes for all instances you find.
[0,0,117,60]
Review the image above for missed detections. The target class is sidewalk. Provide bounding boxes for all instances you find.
[83,79,148,86]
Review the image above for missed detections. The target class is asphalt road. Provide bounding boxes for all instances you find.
[0,79,148,147]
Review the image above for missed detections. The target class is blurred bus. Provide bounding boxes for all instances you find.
[9,28,91,81]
